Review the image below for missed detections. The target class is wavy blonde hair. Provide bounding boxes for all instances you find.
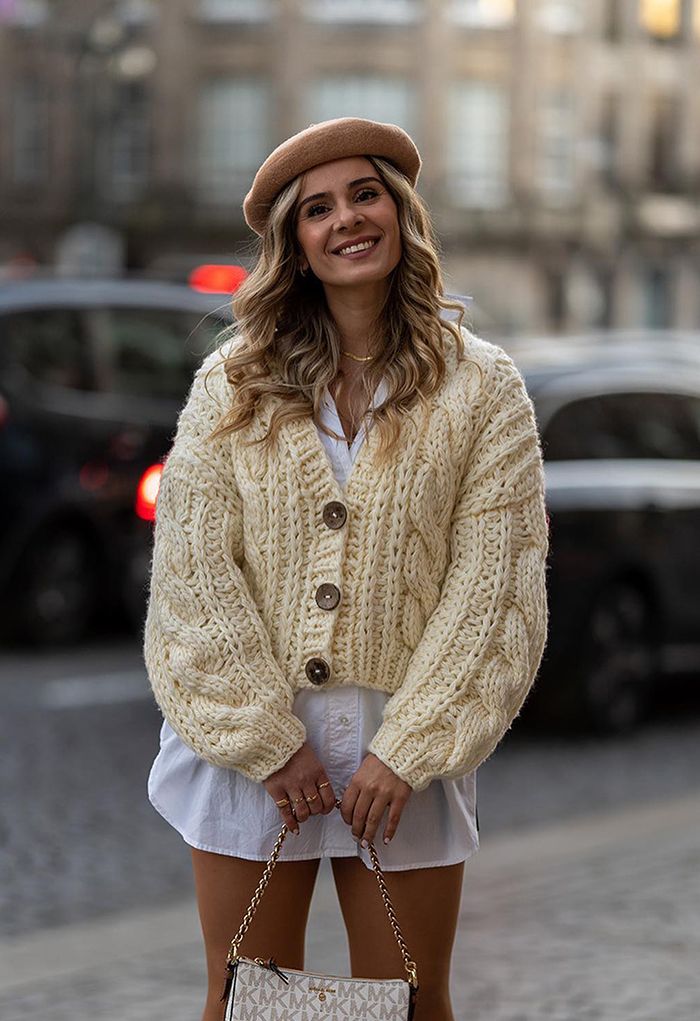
[207,155,469,466]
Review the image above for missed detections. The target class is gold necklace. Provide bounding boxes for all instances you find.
[341,350,373,362]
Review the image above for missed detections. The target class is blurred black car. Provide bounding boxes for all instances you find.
[0,278,231,644]
[507,332,700,734]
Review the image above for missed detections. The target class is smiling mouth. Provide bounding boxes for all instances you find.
[334,239,379,257]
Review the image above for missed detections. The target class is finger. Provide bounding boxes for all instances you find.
[339,784,359,827]
[361,797,391,848]
[350,790,374,842]
[381,803,403,844]
[315,777,336,814]
[290,790,310,823]
[303,786,324,816]
[273,794,299,835]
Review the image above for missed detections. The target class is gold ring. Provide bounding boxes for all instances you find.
[318,781,330,789]
[305,793,319,802]
[293,796,305,805]
[275,798,290,807]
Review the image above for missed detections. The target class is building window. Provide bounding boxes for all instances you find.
[446,82,510,208]
[448,0,515,27]
[649,93,681,191]
[643,266,673,327]
[12,78,49,185]
[639,0,682,40]
[307,76,416,139]
[0,0,48,26]
[535,0,583,34]
[599,93,620,187]
[305,0,421,24]
[604,0,625,41]
[537,90,577,204]
[545,268,566,330]
[593,267,614,328]
[196,79,270,203]
[98,82,150,202]
[196,0,273,21]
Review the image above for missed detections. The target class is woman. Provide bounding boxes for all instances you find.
[144,117,548,1021]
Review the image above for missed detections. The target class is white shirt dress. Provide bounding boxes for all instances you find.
[148,377,480,871]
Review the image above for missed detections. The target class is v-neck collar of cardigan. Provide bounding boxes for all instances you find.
[262,374,400,505]
[320,375,389,454]
[255,331,461,505]
[301,375,390,499]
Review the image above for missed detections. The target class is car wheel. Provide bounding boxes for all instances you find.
[10,526,99,646]
[575,582,655,734]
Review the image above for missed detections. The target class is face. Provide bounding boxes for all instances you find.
[294,156,402,295]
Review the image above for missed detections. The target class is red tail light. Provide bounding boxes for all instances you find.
[189,263,247,294]
[0,394,9,429]
[135,463,163,521]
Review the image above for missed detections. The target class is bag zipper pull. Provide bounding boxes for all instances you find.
[264,957,290,984]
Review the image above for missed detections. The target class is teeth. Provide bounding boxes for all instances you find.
[337,239,377,256]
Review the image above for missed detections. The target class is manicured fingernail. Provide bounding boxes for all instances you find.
[293,828,299,836]
[361,839,368,849]
[384,837,391,844]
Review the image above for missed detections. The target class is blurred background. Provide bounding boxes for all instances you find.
[1,3,700,1020]
[2,0,700,333]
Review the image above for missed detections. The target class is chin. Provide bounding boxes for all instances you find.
[328,264,394,287]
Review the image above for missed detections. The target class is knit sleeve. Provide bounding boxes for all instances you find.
[143,349,306,782]
[367,350,549,792]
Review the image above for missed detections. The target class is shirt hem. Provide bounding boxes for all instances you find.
[149,793,479,871]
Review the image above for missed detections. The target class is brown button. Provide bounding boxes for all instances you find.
[322,501,347,529]
[305,657,331,685]
[315,583,340,610]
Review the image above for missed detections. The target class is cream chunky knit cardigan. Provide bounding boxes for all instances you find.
[143,328,548,793]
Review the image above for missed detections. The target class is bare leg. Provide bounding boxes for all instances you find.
[191,848,321,1021]
[331,855,465,1021]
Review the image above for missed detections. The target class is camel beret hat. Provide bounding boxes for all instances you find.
[243,117,422,236]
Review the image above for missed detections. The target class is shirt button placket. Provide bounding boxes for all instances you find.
[327,688,357,785]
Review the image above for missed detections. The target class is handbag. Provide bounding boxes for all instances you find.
[221,800,419,1020]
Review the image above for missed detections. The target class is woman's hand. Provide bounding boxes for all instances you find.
[339,753,412,848]
[263,741,336,834]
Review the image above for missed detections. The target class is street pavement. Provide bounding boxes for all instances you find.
[1,790,698,1021]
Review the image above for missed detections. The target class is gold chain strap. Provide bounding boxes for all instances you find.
[226,800,419,988]
[366,840,418,987]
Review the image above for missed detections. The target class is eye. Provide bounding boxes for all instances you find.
[355,187,379,202]
[305,202,329,218]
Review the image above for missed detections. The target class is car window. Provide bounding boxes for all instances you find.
[0,309,92,390]
[543,392,700,460]
[88,307,226,399]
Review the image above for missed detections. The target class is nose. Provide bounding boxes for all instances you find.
[333,200,364,231]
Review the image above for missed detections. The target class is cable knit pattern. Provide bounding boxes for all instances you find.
[143,328,548,791]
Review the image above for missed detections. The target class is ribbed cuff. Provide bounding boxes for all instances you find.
[222,709,307,784]
[235,714,306,784]
[367,721,434,793]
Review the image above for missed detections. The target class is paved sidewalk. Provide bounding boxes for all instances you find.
[1,793,698,1021]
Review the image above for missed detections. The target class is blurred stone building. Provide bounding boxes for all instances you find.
[1,0,700,333]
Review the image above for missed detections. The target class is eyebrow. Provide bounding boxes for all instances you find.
[297,176,383,212]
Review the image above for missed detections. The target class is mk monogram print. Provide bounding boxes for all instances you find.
[225,958,412,1020]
